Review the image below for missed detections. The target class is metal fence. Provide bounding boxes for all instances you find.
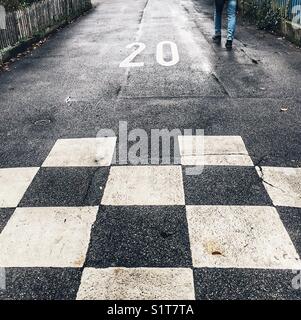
[288,0,301,23]
[0,0,92,51]
[251,0,301,23]
[239,0,301,45]
[274,0,301,21]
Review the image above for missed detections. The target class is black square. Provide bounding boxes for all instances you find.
[183,166,272,205]
[278,206,301,257]
[19,167,109,207]
[0,268,82,300]
[85,206,192,268]
[0,208,14,233]
[194,268,301,300]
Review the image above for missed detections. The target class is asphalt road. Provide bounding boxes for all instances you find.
[0,0,301,300]
[0,0,301,167]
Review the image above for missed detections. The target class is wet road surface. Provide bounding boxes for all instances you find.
[0,0,301,300]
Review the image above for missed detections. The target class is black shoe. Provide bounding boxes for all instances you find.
[225,40,233,50]
[212,35,221,44]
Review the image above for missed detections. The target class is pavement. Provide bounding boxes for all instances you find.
[0,0,301,300]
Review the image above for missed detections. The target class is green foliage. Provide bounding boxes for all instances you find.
[0,0,41,12]
[0,0,20,11]
[241,0,282,31]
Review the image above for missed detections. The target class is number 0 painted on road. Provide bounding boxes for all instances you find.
[156,41,179,67]
[119,42,146,68]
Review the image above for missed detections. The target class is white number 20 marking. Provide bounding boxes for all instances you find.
[119,42,146,68]
[156,41,179,67]
[119,41,179,68]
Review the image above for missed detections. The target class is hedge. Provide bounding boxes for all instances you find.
[0,1,42,12]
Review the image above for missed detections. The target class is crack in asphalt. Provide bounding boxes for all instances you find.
[82,168,103,203]
[253,156,301,200]
[116,69,131,98]
[116,0,150,100]
[210,72,230,96]
[135,0,150,41]
[138,0,150,25]
[200,153,250,156]
[240,48,261,65]
[255,162,290,195]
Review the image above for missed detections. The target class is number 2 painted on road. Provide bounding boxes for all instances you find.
[119,42,146,68]
[119,41,179,68]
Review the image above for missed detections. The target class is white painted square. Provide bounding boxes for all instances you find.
[0,207,98,267]
[101,166,185,205]
[178,136,253,166]
[186,205,301,269]
[0,168,39,208]
[42,137,117,167]
[258,167,301,208]
[76,267,195,300]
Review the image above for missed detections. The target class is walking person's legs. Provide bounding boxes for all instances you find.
[213,0,225,43]
[225,0,237,50]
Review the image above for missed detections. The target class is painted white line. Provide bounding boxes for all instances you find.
[76,267,195,300]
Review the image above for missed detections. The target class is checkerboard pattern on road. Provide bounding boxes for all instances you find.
[0,136,301,300]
